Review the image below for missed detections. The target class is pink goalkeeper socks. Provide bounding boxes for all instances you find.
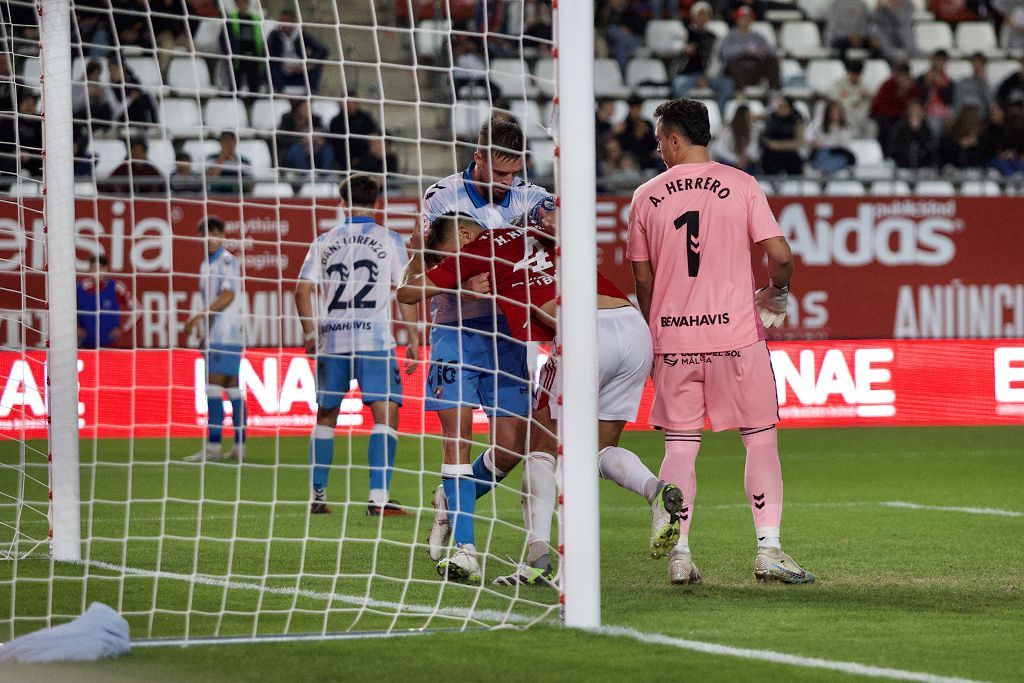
[741,426,783,533]
[659,432,700,535]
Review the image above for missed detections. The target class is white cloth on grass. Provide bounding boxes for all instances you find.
[0,602,130,663]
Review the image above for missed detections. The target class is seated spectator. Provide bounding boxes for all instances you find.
[76,255,139,349]
[282,126,338,172]
[996,57,1024,108]
[149,0,195,68]
[981,103,1024,176]
[760,96,805,174]
[720,6,780,92]
[871,62,921,152]
[725,0,767,23]
[107,54,159,127]
[599,135,642,177]
[73,60,116,132]
[0,54,14,113]
[888,101,936,168]
[596,98,624,144]
[826,0,880,57]
[170,151,203,193]
[223,0,267,94]
[113,0,154,50]
[617,95,661,170]
[0,91,43,180]
[352,137,397,175]
[929,0,980,21]
[452,38,499,99]
[104,138,166,195]
[830,60,876,137]
[955,52,992,117]
[73,125,96,178]
[938,105,986,168]
[670,2,735,115]
[275,99,324,164]
[267,8,329,93]
[918,49,954,134]
[995,0,1024,52]
[600,0,648,78]
[329,93,381,170]
[806,100,857,175]
[523,0,553,53]
[710,103,761,173]
[205,130,253,194]
[74,3,115,58]
[870,0,917,63]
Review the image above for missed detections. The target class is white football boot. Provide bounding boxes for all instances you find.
[436,544,481,583]
[754,547,816,584]
[222,443,244,462]
[426,484,452,561]
[668,551,703,585]
[184,443,223,463]
[649,483,685,559]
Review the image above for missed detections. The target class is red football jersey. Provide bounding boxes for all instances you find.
[426,227,626,342]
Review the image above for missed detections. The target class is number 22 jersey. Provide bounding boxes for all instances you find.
[297,216,408,354]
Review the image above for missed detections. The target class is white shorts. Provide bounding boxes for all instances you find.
[536,306,653,422]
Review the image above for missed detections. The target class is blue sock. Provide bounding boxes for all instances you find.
[206,386,224,444]
[310,424,334,491]
[471,449,506,499]
[385,428,398,490]
[228,389,246,444]
[442,464,476,547]
[368,426,388,493]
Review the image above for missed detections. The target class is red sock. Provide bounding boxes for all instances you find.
[659,432,700,535]
[741,426,783,538]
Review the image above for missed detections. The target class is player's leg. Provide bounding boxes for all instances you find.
[308,355,348,514]
[219,345,245,461]
[434,405,480,581]
[357,350,405,516]
[185,346,228,462]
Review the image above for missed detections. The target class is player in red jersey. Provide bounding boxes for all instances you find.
[628,98,814,586]
[398,213,684,585]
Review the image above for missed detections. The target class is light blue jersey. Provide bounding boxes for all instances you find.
[200,247,244,347]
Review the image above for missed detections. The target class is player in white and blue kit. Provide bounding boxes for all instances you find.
[410,118,553,580]
[185,216,247,462]
[295,174,419,515]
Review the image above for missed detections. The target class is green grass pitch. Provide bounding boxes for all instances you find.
[1,425,1022,681]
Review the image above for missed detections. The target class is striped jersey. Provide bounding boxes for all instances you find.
[199,247,244,346]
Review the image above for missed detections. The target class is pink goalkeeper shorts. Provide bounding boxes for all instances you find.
[649,340,779,432]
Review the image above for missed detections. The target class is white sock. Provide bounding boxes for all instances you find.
[671,534,690,557]
[756,526,781,549]
[598,446,659,501]
[206,441,222,454]
[521,451,557,560]
[369,488,388,506]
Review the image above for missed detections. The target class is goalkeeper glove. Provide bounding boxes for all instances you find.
[754,282,789,328]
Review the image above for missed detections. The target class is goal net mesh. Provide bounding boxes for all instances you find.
[1,0,564,642]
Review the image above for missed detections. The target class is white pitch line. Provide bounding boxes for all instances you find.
[881,501,1023,518]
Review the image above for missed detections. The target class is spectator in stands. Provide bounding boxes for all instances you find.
[113,0,154,50]
[870,0,916,63]
[994,0,1024,52]
[918,49,954,134]
[725,0,767,23]
[223,0,267,95]
[149,0,195,69]
[76,255,139,349]
[955,53,993,117]
[0,54,14,113]
[981,103,1024,175]
[929,0,980,21]
[267,8,329,93]
[599,135,643,178]
[830,60,876,137]
[596,98,624,143]
[996,57,1024,108]
[73,60,116,132]
[73,125,96,178]
[329,93,381,171]
[670,2,735,115]
[806,100,857,175]
[275,99,324,165]
[452,38,499,99]
[107,54,159,128]
[826,0,880,57]
[600,0,649,78]
[282,126,338,173]
[73,2,114,58]
[524,0,554,53]
[938,105,987,168]
[352,137,397,175]
[205,130,253,194]
[103,138,167,195]
[0,91,43,180]
[871,62,921,152]
[617,95,661,170]
[760,96,805,174]
[170,151,203,193]
[720,6,781,92]
[710,103,761,172]
[888,101,936,168]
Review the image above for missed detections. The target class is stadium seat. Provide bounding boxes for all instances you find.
[182,138,220,166]
[125,56,162,88]
[909,0,935,19]
[723,98,766,122]
[960,179,1002,195]
[191,18,224,54]
[914,22,954,54]
[777,179,820,195]
[914,180,955,195]
[203,98,250,132]
[955,22,1000,56]
[509,100,549,139]
[72,56,109,84]
[645,20,687,57]
[158,98,202,138]
[988,60,1018,88]
[414,19,451,61]
[706,20,728,40]
[528,139,555,178]
[7,181,41,197]
[824,180,867,196]
[166,56,214,96]
[453,100,491,139]
[862,60,893,94]
[19,57,40,90]
[91,139,128,179]
[806,60,846,95]
[779,22,828,59]
[699,99,722,135]
[252,182,295,198]
[533,58,556,97]
[869,180,912,195]
[945,59,972,81]
[311,98,340,124]
[250,98,291,133]
[796,0,831,20]
[238,139,272,175]
[626,58,670,97]
[73,181,96,197]
[849,139,884,166]
[757,179,775,195]
[750,22,777,48]
[594,59,630,98]
[781,59,807,89]
[147,138,177,176]
[641,98,662,123]
[490,58,539,99]
[298,182,337,198]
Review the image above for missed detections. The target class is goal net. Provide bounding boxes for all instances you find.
[0,0,599,644]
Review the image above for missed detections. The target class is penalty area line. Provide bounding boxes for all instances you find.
[595,625,986,683]
[880,501,1023,517]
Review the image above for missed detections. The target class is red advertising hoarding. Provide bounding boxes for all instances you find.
[0,197,1021,348]
[1,340,1021,441]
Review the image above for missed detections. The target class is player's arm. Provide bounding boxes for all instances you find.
[632,260,656,323]
[397,301,421,373]
[754,236,793,328]
[294,280,316,355]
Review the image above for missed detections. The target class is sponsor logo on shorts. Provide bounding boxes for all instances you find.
[663,350,741,366]
[660,312,730,328]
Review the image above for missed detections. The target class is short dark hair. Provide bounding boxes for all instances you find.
[175,151,191,162]
[845,59,864,74]
[86,60,102,77]
[477,117,524,159]
[338,173,379,208]
[198,216,226,235]
[424,214,460,269]
[653,99,711,147]
[219,130,237,140]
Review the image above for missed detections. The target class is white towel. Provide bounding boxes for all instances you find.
[0,602,130,663]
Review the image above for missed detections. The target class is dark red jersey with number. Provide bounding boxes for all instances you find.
[426,227,626,341]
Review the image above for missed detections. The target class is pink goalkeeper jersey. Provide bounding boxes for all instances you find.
[626,161,782,353]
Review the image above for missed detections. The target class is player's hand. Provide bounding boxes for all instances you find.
[184,314,200,336]
[304,336,317,356]
[754,283,789,328]
[404,337,420,374]
[460,273,491,299]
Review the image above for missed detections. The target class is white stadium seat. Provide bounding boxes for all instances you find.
[956,22,1000,56]
[699,99,722,135]
[91,139,128,179]
[723,98,766,122]
[533,58,556,97]
[489,58,538,99]
[750,22,777,48]
[203,98,250,132]
[824,180,866,196]
[147,139,177,176]
[870,180,912,195]
[777,179,820,195]
[528,139,555,178]
[182,138,220,165]
[645,20,688,57]
[74,181,97,197]
[960,180,1002,195]
[914,22,954,54]
[252,182,295,198]
[779,22,828,59]
[626,58,669,91]
[125,56,162,88]
[165,56,214,96]
[849,139,885,166]
[806,59,846,95]
[414,19,451,61]
[311,98,340,124]
[238,139,273,175]
[594,58,630,98]
[706,20,728,40]
[250,98,291,133]
[914,180,955,195]
[158,98,202,138]
[862,60,893,93]
[945,60,972,81]
[453,100,490,139]
[509,100,548,139]
[19,57,40,90]
[757,179,775,195]
[987,60,1018,88]
[298,182,338,198]
[796,0,831,20]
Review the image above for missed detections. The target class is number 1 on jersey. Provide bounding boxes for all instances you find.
[674,210,701,277]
